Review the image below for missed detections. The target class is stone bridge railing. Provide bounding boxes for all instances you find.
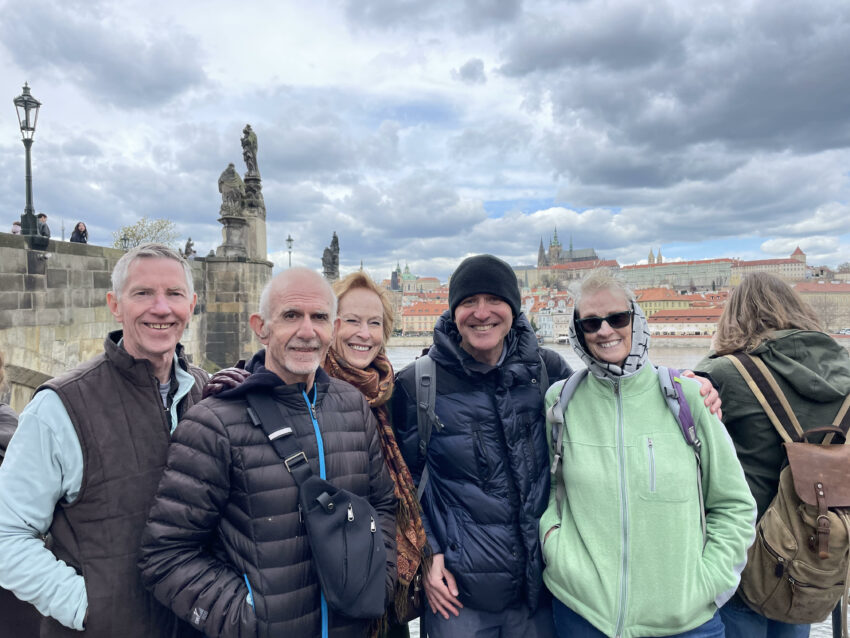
[0,233,270,412]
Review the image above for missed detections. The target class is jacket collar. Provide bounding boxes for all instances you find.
[103,329,188,386]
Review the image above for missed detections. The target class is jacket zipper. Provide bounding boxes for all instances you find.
[613,379,629,638]
[647,438,656,493]
[302,387,329,638]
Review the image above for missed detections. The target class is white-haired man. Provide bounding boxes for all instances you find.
[139,267,396,638]
[0,243,207,637]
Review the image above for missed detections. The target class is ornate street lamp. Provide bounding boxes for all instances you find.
[121,234,130,251]
[13,83,42,236]
[286,234,294,267]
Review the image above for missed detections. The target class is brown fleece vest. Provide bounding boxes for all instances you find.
[38,333,205,638]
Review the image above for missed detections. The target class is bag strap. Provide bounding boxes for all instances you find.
[724,353,804,444]
[657,366,706,543]
[414,355,442,501]
[537,351,550,416]
[246,392,313,486]
[725,352,850,447]
[546,368,588,517]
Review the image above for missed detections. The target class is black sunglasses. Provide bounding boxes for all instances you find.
[576,310,633,334]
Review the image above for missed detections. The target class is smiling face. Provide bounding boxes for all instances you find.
[454,294,513,366]
[333,287,385,370]
[578,288,633,367]
[106,257,197,381]
[250,271,334,387]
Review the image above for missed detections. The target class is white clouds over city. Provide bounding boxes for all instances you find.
[1,0,849,279]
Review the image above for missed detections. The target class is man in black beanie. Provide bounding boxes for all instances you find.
[392,254,573,638]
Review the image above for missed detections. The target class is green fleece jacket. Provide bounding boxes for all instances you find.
[696,329,850,520]
[540,364,756,638]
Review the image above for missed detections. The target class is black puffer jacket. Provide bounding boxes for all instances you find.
[139,352,397,638]
[392,312,572,612]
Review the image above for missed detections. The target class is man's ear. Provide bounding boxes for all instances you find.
[106,291,121,323]
[249,313,269,342]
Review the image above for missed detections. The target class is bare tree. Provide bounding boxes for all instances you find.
[112,217,180,250]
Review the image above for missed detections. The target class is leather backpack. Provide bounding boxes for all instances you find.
[725,352,850,634]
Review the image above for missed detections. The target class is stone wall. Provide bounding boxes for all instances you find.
[0,233,270,412]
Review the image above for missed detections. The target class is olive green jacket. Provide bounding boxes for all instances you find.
[696,329,850,519]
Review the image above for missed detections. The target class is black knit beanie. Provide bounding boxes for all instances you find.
[449,254,521,319]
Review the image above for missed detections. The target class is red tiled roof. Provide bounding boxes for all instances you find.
[403,302,449,315]
[649,308,724,321]
[543,259,619,271]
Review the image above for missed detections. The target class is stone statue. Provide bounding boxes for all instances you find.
[322,232,340,282]
[218,163,246,215]
[241,124,259,177]
[183,237,194,259]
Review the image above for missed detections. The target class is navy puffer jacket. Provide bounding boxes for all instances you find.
[392,312,572,612]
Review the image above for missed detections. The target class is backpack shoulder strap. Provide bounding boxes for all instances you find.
[723,353,804,443]
[547,368,588,517]
[414,355,442,501]
[537,351,550,410]
[657,366,706,542]
[246,391,313,485]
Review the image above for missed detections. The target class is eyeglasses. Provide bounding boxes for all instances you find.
[576,310,633,334]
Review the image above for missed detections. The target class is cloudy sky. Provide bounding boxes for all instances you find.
[2,0,849,280]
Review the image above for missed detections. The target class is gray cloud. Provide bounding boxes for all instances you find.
[0,0,207,108]
[345,0,522,32]
[452,58,487,85]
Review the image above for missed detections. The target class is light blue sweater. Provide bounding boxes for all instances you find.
[0,356,195,630]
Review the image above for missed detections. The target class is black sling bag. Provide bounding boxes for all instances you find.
[245,391,388,619]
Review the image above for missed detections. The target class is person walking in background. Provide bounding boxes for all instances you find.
[69,221,88,243]
[540,269,755,638]
[0,244,207,637]
[10,220,21,235]
[696,272,850,638]
[36,213,50,238]
[0,350,41,637]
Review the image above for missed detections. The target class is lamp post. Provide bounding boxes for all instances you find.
[13,83,42,236]
[286,234,293,267]
[121,234,130,251]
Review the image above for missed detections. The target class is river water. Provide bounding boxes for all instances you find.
[386,343,844,638]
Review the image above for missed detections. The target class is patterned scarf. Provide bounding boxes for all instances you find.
[568,300,651,380]
[323,347,428,622]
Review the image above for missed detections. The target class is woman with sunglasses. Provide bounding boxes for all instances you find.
[539,269,755,638]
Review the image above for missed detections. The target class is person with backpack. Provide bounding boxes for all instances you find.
[392,254,574,638]
[540,269,755,638]
[696,272,850,638]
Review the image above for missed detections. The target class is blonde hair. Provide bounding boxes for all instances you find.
[713,272,822,355]
[333,271,394,345]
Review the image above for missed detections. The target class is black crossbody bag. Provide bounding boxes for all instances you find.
[246,391,388,619]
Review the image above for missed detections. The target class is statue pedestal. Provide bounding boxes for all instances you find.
[242,174,267,260]
[216,214,248,258]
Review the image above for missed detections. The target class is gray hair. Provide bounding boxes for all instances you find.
[572,269,635,311]
[111,243,194,299]
[258,268,337,323]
